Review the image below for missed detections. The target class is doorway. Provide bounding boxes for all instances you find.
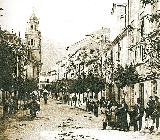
[139,83,144,105]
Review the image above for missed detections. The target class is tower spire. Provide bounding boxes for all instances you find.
[32,7,36,15]
[25,12,41,79]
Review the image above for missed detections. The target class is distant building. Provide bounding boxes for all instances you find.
[61,27,111,99]
[25,12,42,80]
[66,27,111,80]
[39,70,57,89]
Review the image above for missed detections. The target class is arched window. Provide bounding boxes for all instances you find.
[31,25,33,30]
[31,39,34,45]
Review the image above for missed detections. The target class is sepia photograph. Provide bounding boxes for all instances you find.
[0,0,160,139]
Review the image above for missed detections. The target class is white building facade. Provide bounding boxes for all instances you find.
[110,0,160,107]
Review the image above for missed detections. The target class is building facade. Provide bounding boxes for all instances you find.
[66,27,110,80]
[62,27,111,99]
[110,0,160,107]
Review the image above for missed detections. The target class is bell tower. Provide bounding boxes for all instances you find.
[25,12,42,79]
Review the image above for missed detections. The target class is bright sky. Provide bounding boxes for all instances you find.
[0,0,121,46]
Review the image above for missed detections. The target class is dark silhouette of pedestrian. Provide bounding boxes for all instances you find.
[115,103,122,130]
[94,101,99,117]
[128,105,138,131]
[102,109,109,130]
[154,96,160,130]
[43,89,48,104]
[119,98,128,131]
[137,99,145,131]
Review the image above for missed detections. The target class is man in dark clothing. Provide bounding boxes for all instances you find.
[94,101,99,117]
[115,103,122,129]
[108,97,118,109]
[3,100,9,117]
[120,98,129,131]
[128,105,138,131]
[147,96,155,117]
[99,98,103,108]
[43,89,48,104]
[154,96,160,130]
[137,99,145,131]
[86,98,89,111]
[29,99,40,118]
[102,109,109,130]
[145,96,156,133]
[72,95,77,107]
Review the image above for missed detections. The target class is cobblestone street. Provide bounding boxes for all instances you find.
[0,97,159,140]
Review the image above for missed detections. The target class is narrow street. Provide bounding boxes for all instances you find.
[0,97,159,140]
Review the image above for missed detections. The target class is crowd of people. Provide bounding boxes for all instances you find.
[2,89,160,134]
[100,96,160,133]
[52,92,160,133]
[3,96,18,116]
[55,93,160,133]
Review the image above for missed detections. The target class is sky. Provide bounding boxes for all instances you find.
[0,0,120,45]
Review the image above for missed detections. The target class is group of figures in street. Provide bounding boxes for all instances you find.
[101,96,160,133]
[2,89,49,119]
[3,88,160,135]
[51,91,160,133]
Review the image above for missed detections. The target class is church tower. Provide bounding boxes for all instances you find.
[25,12,42,80]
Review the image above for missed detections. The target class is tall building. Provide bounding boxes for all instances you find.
[66,27,110,80]
[110,0,160,107]
[25,12,42,80]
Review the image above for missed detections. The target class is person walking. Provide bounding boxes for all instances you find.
[119,98,129,131]
[145,96,156,133]
[154,96,160,131]
[72,94,77,107]
[94,101,99,117]
[29,98,40,119]
[115,103,122,130]
[128,105,138,131]
[43,89,48,104]
[102,109,109,130]
[137,99,145,131]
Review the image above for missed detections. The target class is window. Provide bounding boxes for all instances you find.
[140,18,144,37]
[151,80,157,95]
[140,45,144,61]
[117,42,120,61]
[135,49,137,61]
[31,25,33,30]
[31,39,33,45]
[130,85,134,107]
[139,83,144,105]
